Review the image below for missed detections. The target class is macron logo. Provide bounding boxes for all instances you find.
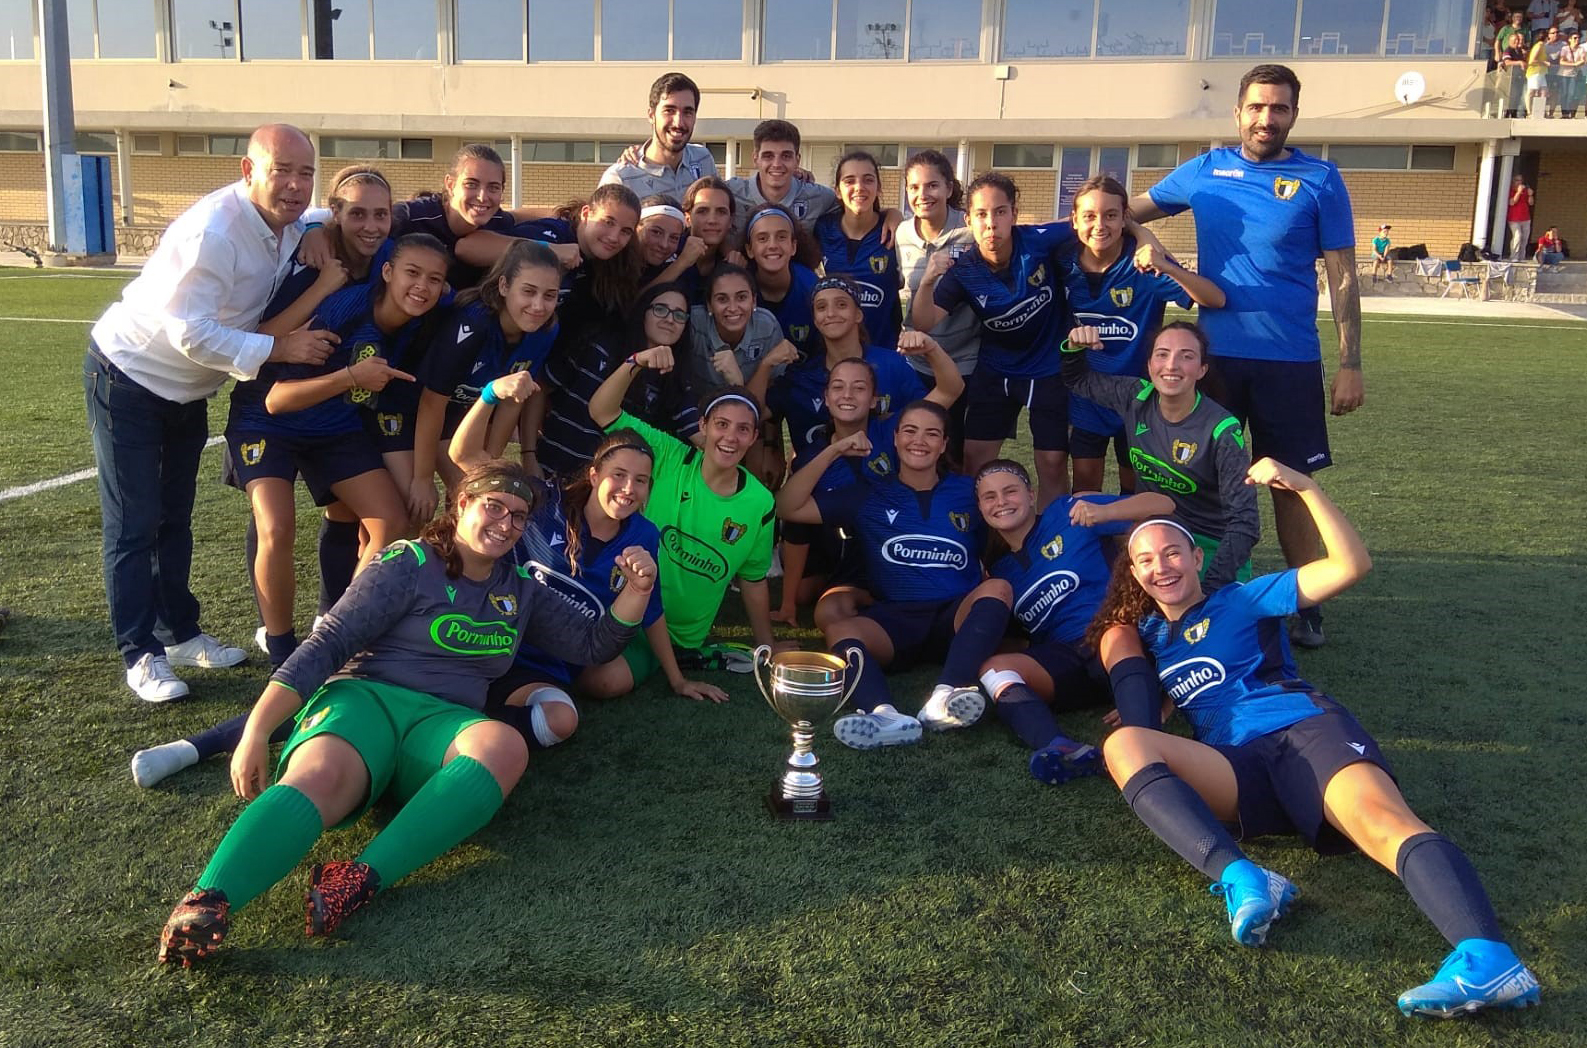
[550,533,564,546]
[1347,741,1366,755]
[886,509,899,524]
[1212,168,1245,178]
[457,325,473,343]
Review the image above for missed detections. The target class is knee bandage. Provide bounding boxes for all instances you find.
[979,668,1025,701]
[525,687,578,748]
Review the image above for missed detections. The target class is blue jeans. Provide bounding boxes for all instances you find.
[83,346,206,665]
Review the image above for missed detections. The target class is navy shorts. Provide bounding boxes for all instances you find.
[485,661,576,751]
[1023,637,1110,710]
[783,520,867,588]
[963,368,1069,452]
[1214,696,1395,855]
[223,429,384,507]
[1212,356,1332,473]
[1067,424,1131,466]
[362,407,418,453]
[858,596,962,671]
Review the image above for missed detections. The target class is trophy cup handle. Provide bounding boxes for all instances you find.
[752,644,774,708]
[837,646,864,712]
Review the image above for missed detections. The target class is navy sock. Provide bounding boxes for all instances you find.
[186,712,294,762]
[1396,832,1505,946]
[939,597,1010,687]
[993,682,1064,749]
[1122,761,1245,880]
[244,516,263,628]
[318,518,361,615]
[1110,656,1162,730]
[1298,603,1323,627]
[265,630,299,669]
[833,639,890,714]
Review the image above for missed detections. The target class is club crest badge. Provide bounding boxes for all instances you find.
[300,708,330,732]
[610,564,626,592]
[1172,439,1198,464]
[790,325,810,342]
[948,511,970,532]
[377,413,404,436]
[239,440,266,467]
[1109,287,1134,308]
[866,453,893,476]
[722,518,746,544]
[870,255,889,274]
[1028,263,1047,287]
[1273,177,1300,201]
[488,593,518,616]
[1184,617,1211,645]
[1040,536,1064,560]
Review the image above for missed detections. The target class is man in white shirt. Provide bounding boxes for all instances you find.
[84,123,338,702]
[599,72,718,199]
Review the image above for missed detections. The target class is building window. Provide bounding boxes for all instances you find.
[372,0,437,59]
[843,143,901,166]
[457,0,524,60]
[240,0,302,59]
[1327,144,1409,169]
[1136,143,1178,168]
[703,141,727,164]
[602,0,669,60]
[208,134,249,155]
[312,0,373,58]
[835,0,907,60]
[1097,0,1189,56]
[132,133,163,154]
[1299,0,1384,56]
[597,141,628,163]
[1409,144,1455,170]
[1097,146,1130,183]
[75,131,115,154]
[1210,0,1297,57]
[173,0,239,61]
[530,0,593,60]
[991,143,1054,168]
[399,138,434,160]
[763,0,831,60]
[97,0,159,58]
[1,0,33,60]
[176,133,206,155]
[322,136,407,159]
[902,143,960,170]
[65,0,94,57]
[1385,0,1471,56]
[908,0,978,59]
[0,131,41,151]
[674,0,743,59]
[526,141,598,163]
[1003,0,1092,58]
[766,0,972,61]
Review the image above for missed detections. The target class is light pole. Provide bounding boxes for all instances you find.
[209,19,234,58]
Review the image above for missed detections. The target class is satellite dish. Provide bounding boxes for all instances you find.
[1395,71,1426,105]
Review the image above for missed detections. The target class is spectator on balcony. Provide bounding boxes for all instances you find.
[1499,25,1531,115]
[1559,28,1586,116]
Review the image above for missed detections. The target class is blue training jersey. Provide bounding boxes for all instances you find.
[1139,569,1318,748]
[813,473,983,603]
[1147,147,1354,363]
[769,347,925,458]
[815,213,902,347]
[1055,235,1192,437]
[510,479,663,684]
[757,261,819,344]
[419,299,558,426]
[987,495,1132,646]
[932,223,1077,378]
[393,195,515,290]
[789,416,899,492]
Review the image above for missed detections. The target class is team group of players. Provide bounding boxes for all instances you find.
[125,66,1540,1020]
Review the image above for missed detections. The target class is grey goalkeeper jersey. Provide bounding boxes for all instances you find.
[1062,351,1259,590]
[273,540,636,710]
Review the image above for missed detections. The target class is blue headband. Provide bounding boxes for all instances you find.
[811,275,861,306]
[745,207,794,237]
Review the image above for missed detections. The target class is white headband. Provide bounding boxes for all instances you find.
[640,204,686,224]
[1127,518,1196,550]
[704,392,761,423]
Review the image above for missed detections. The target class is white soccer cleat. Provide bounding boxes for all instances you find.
[254,626,268,654]
[126,653,190,703]
[917,684,986,732]
[833,710,922,750]
[164,633,247,669]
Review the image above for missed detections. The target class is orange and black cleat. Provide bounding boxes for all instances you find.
[305,860,379,937]
[158,888,230,968]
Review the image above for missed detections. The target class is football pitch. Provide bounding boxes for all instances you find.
[0,268,1582,1046]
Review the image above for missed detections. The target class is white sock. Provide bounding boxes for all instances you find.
[130,740,200,788]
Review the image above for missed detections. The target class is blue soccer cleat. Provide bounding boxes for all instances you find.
[833,710,922,750]
[1396,939,1540,1019]
[1209,865,1297,946]
[1028,737,1102,785]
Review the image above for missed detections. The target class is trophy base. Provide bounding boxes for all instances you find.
[765,785,834,821]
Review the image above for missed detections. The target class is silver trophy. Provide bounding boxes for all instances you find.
[753,646,863,820]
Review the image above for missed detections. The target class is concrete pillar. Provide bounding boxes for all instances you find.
[115,128,134,225]
[723,138,736,179]
[37,0,77,252]
[1472,139,1499,251]
[1493,150,1515,254]
[956,137,970,183]
[509,134,522,209]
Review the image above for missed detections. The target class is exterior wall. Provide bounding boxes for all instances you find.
[1536,147,1587,253]
[523,162,610,207]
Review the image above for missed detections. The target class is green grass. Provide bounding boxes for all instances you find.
[0,268,1583,1046]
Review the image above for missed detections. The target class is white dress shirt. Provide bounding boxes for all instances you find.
[91,182,302,403]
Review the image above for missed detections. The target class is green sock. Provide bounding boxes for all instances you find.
[356,756,504,888]
[194,783,324,912]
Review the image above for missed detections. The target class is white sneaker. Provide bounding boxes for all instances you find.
[126,653,190,703]
[917,684,986,732]
[833,710,922,750]
[164,633,248,669]
[254,626,268,654]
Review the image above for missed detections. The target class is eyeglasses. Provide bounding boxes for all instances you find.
[477,496,528,530]
[647,302,689,324]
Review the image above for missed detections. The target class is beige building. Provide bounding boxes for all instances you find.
[1,1,1582,260]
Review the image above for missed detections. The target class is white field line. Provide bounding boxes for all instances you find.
[0,436,225,503]
[0,315,96,324]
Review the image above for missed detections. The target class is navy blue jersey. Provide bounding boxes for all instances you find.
[1054,235,1192,435]
[789,416,899,492]
[259,238,396,325]
[1148,147,1354,363]
[769,347,925,457]
[813,473,983,603]
[394,195,515,290]
[986,495,1131,646]
[814,213,902,346]
[757,262,819,344]
[511,478,663,683]
[1139,570,1316,748]
[933,223,1077,378]
[419,300,557,424]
